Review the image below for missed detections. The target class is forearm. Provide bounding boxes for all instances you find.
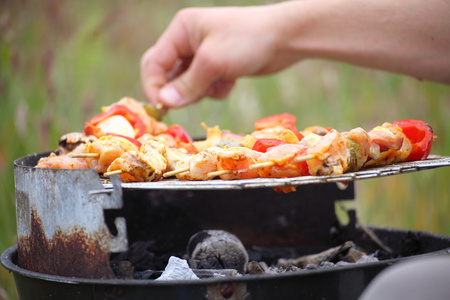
[141,0,449,108]
[276,0,450,83]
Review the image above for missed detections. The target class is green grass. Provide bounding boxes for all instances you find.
[1,1,449,299]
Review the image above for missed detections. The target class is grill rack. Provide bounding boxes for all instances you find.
[102,155,450,190]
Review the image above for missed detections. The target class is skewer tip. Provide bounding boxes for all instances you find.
[293,154,316,162]
[103,170,123,177]
[69,153,100,158]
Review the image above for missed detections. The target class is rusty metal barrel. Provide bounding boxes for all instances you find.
[14,152,128,279]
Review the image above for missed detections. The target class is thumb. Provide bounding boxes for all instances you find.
[158,51,221,108]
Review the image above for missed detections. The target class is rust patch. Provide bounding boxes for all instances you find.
[207,281,247,300]
[17,209,115,279]
[219,281,234,298]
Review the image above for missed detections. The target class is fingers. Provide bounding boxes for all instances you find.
[141,8,239,109]
[157,45,228,107]
[140,10,197,106]
[158,77,234,108]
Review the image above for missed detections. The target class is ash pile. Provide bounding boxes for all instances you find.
[110,229,382,280]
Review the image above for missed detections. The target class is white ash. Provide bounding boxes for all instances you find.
[356,254,379,264]
[156,256,199,281]
[264,254,379,274]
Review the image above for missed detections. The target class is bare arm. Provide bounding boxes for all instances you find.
[141,0,450,108]
[286,0,450,83]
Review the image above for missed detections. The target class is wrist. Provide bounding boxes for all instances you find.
[269,0,450,83]
[268,0,328,60]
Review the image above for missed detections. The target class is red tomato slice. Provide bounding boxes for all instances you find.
[107,133,142,147]
[393,119,434,161]
[166,124,193,144]
[90,104,146,138]
[83,122,142,147]
[292,129,304,141]
[252,139,288,153]
[296,148,311,176]
[254,113,297,131]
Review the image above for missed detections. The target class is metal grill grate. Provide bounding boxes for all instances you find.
[103,155,450,190]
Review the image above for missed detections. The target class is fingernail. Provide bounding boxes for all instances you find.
[159,86,186,107]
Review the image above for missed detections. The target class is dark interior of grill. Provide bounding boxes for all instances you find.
[104,183,450,277]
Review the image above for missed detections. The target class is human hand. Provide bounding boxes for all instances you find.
[140,4,305,109]
[141,0,450,110]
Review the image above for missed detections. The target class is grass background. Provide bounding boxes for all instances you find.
[1,1,449,299]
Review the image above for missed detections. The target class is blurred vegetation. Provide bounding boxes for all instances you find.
[1,1,449,299]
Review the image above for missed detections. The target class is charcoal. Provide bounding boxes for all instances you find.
[277,241,364,268]
[187,230,249,274]
[247,261,266,275]
[401,231,425,257]
[341,247,366,263]
[110,240,184,271]
[110,261,134,279]
[134,270,162,280]
[305,261,336,270]
[111,237,388,280]
[192,269,239,278]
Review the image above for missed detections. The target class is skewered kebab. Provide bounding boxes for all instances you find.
[159,120,430,194]
[57,132,97,155]
[39,100,328,176]
[105,120,293,181]
[36,97,193,171]
[82,135,139,173]
[251,124,408,193]
[35,97,435,189]
[35,144,91,169]
[105,139,168,182]
[172,146,262,180]
[36,132,98,169]
[166,123,404,179]
[52,118,427,193]
[45,121,429,184]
